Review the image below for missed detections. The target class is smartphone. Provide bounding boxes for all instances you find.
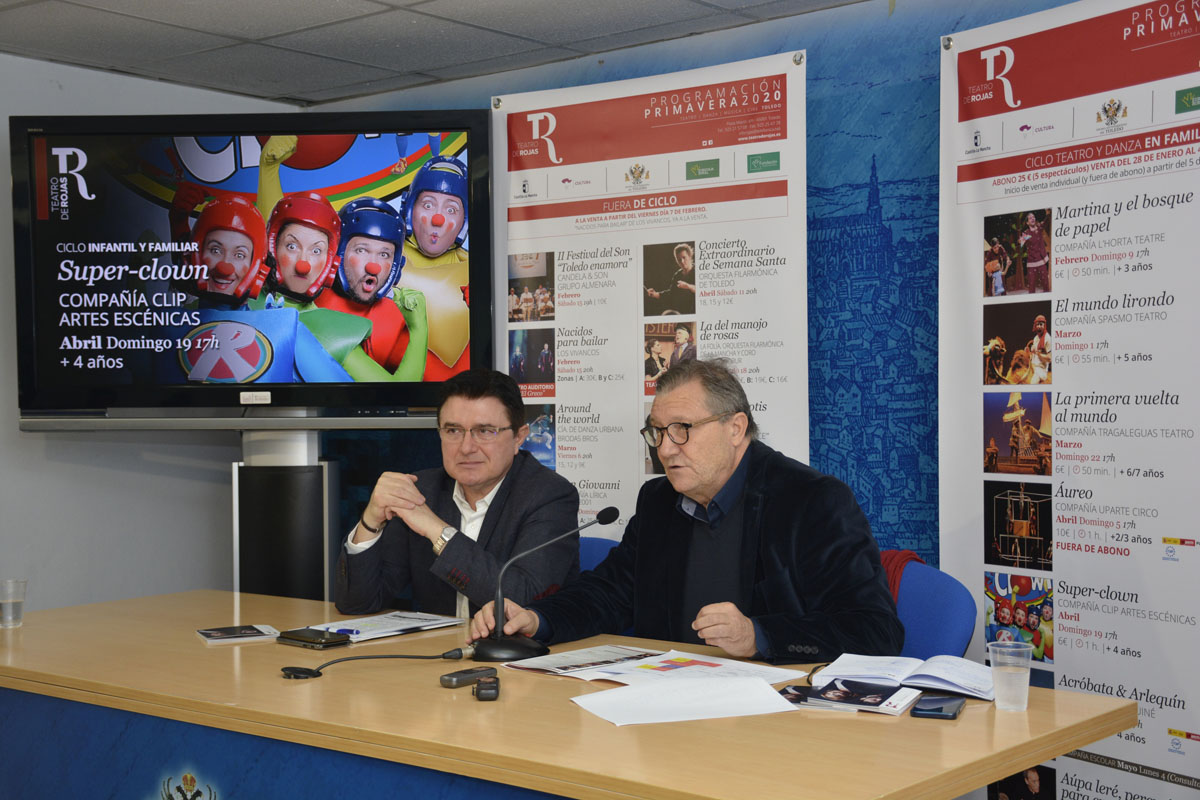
[276,628,351,650]
[910,694,966,719]
[440,666,497,688]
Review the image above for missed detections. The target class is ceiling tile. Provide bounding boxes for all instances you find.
[298,73,436,104]
[0,0,865,103]
[573,12,750,53]
[424,46,579,81]
[138,43,394,98]
[415,0,715,45]
[69,0,392,39]
[729,0,864,20]
[0,1,235,67]
[267,8,535,71]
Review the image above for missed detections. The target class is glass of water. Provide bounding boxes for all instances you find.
[987,640,1034,711]
[1,579,27,629]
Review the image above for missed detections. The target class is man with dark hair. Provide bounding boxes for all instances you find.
[646,242,696,314]
[336,369,580,618]
[469,359,902,663]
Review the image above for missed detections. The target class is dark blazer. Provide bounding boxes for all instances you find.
[530,440,903,663]
[335,451,580,617]
[668,342,696,369]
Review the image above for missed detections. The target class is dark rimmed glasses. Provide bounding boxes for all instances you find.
[640,412,731,448]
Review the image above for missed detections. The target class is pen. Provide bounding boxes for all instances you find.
[332,628,360,635]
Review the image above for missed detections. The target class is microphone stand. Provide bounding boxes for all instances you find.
[473,508,617,662]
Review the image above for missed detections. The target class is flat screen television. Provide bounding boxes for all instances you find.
[10,110,491,427]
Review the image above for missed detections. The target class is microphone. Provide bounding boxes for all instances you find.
[473,506,619,662]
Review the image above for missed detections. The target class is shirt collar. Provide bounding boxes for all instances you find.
[453,476,504,520]
[677,448,750,526]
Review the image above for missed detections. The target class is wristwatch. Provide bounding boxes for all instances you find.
[432,526,457,556]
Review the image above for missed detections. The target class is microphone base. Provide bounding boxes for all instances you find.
[472,634,550,662]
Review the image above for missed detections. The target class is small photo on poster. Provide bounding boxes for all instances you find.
[643,400,664,475]
[984,480,1052,572]
[642,241,696,316]
[522,403,556,471]
[983,300,1052,385]
[643,321,697,395]
[508,328,555,398]
[983,208,1052,297]
[983,391,1052,476]
[508,252,555,323]
[987,764,1055,800]
[984,571,1054,666]
[642,323,672,394]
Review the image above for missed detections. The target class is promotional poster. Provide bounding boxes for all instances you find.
[18,126,474,405]
[940,1,1199,797]
[492,53,807,526]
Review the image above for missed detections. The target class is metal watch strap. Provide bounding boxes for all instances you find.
[432,526,457,556]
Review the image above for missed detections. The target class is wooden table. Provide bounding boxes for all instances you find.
[0,591,1135,800]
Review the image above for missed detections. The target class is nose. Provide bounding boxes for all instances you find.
[431,213,446,227]
[294,260,312,276]
[655,435,681,458]
[366,262,383,276]
[214,261,236,278]
[457,432,480,453]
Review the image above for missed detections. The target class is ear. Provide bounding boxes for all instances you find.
[512,424,530,451]
[727,411,749,445]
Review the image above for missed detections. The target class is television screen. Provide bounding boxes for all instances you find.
[10,110,491,419]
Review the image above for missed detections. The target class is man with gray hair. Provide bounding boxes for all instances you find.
[470,359,902,663]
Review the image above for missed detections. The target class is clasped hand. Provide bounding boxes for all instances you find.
[358,471,447,542]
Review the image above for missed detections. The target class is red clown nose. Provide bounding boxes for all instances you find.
[214,261,236,278]
[365,262,383,275]
[294,260,312,276]
[431,213,446,227]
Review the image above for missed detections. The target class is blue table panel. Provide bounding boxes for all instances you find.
[0,687,563,800]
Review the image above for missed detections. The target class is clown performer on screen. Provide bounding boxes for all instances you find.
[312,196,430,380]
[392,156,473,380]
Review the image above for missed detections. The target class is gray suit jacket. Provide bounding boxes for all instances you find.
[335,451,580,617]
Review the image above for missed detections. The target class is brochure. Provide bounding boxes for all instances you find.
[309,611,462,642]
[505,645,664,677]
[782,679,922,715]
[778,684,859,712]
[508,645,805,685]
[812,653,994,701]
[195,624,279,645]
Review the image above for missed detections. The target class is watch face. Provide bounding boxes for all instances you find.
[441,527,457,540]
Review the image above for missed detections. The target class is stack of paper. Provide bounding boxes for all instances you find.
[310,611,462,642]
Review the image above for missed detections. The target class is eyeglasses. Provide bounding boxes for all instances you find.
[640,412,731,448]
[438,425,514,443]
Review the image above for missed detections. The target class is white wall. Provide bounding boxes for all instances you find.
[0,54,295,610]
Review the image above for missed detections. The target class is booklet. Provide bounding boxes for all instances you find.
[777,684,859,712]
[781,679,922,715]
[309,611,462,642]
[506,645,664,677]
[508,645,804,686]
[196,624,279,645]
[812,653,994,701]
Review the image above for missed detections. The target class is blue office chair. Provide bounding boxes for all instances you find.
[579,536,618,572]
[896,560,976,659]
